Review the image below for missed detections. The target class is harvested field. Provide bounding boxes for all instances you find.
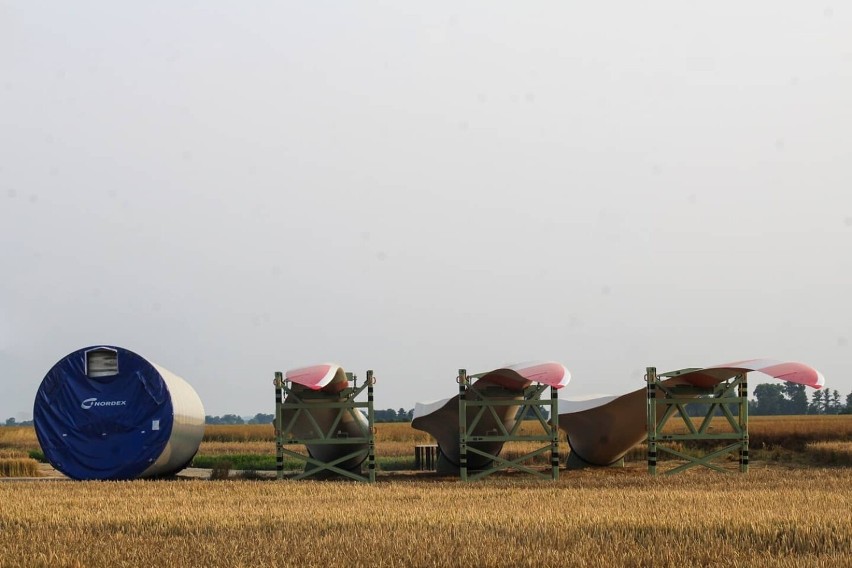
[0,450,40,478]
[203,415,852,449]
[4,415,852,474]
[0,426,37,453]
[2,417,850,565]
[202,424,274,442]
[666,415,852,450]
[804,441,852,466]
[0,467,850,567]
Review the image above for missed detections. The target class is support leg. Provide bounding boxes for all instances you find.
[646,367,658,476]
[458,369,468,482]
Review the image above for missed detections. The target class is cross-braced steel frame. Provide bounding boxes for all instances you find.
[274,370,376,482]
[646,366,748,476]
[457,368,560,482]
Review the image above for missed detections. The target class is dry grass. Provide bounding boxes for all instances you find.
[0,449,29,459]
[660,415,852,450]
[198,441,278,456]
[0,434,42,477]
[202,424,274,442]
[203,415,852,446]
[2,418,850,565]
[374,422,435,443]
[750,415,852,449]
[0,457,40,477]
[0,467,849,567]
[805,441,852,466]
[0,426,38,453]
[6,415,852,470]
[198,423,436,458]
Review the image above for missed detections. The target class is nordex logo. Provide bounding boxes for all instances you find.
[80,398,128,410]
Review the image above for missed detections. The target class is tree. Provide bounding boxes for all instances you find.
[383,409,398,421]
[752,383,786,415]
[782,382,808,414]
[374,409,397,422]
[830,390,842,415]
[205,414,245,425]
[846,389,852,414]
[4,417,16,426]
[248,413,274,424]
[749,382,817,416]
[809,390,824,415]
[374,408,414,422]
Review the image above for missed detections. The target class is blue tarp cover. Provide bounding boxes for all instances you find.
[34,346,174,480]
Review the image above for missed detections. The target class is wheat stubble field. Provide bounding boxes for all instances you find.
[1,469,851,567]
[1,417,851,567]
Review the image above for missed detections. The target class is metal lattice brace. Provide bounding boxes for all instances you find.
[646,367,748,476]
[458,368,560,482]
[274,370,376,483]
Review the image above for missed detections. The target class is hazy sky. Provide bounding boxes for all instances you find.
[2,2,850,420]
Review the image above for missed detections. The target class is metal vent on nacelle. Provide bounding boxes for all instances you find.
[86,347,119,378]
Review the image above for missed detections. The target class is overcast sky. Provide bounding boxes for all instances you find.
[2,2,850,420]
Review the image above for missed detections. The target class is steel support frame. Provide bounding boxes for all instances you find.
[274,370,376,483]
[646,367,748,476]
[458,368,560,482]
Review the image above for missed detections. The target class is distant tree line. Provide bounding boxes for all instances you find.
[205,413,274,425]
[3,418,33,426]
[750,382,852,415]
[375,408,414,422]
